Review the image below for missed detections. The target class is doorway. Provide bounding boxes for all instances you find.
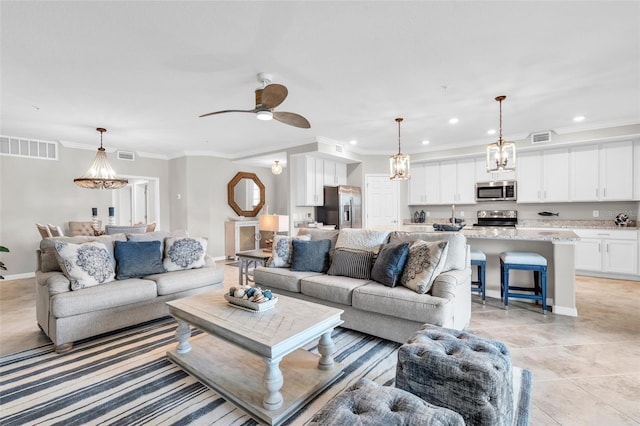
[365,174,400,229]
[111,175,160,228]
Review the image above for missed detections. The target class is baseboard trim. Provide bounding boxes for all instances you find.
[2,272,36,281]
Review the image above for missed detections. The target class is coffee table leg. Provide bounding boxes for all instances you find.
[175,320,192,354]
[262,357,284,410]
[317,330,336,370]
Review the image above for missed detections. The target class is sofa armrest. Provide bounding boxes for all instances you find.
[36,271,72,295]
[204,255,216,268]
[431,268,471,300]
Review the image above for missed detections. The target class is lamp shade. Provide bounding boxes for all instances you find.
[259,214,289,232]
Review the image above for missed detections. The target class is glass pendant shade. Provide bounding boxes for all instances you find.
[486,95,516,173]
[74,128,128,189]
[390,117,411,180]
[271,160,283,175]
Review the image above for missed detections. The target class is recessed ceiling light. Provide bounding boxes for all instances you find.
[449,117,459,124]
[349,140,357,145]
[573,116,585,122]
[487,129,496,135]
[421,140,430,145]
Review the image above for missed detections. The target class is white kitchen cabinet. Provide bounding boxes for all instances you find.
[408,163,426,205]
[574,229,638,276]
[323,159,347,187]
[293,155,324,206]
[570,141,633,201]
[634,140,640,200]
[440,158,476,204]
[408,162,440,205]
[516,148,569,203]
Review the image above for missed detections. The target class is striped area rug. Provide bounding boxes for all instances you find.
[0,318,400,425]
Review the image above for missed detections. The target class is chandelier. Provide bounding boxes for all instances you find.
[74,128,128,189]
[389,117,410,180]
[486,95,516,172]
[271,160,283,175]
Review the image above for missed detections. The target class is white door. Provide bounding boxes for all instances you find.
[365,174,399,229]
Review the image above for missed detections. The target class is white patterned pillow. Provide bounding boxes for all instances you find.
[400,240,449,294]
[335,228,390,254]
[54,241,116,290]
[163,237,207,271]
[267,234,311,268]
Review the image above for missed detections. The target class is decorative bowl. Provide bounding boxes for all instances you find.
[224,293,278,312]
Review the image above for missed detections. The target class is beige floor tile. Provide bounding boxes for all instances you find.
[570,373,640,423]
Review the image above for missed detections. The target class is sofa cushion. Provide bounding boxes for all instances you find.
[50,278,157,317]
[114,240,165,280]
[267,234,311,268]
[371,242,410,287]
[327,248,374,280]
[126,231,171,254]
[146,266,224,296]
[301,274,371,306]
[105,224,148,235]
[40,235,124,273]
[163,237,207,271]
[401,240,449,294]
[352,282,454,325]
[296,228,340,255]
[388,231,467,272]
[335,228,390,254]
[253,267,323,293]
[291,239,331,272]
[54,241,116,290]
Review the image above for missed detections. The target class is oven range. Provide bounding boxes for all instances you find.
[473,210,518,228]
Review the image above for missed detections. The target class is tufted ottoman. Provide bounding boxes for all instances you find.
[306,378,464,426]
[396,324,531,426]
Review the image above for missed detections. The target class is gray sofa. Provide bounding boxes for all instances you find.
[35,231,224,353]
[253,228,472,344]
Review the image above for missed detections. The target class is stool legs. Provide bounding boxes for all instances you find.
[500,259,547,314]
[470,260,486,304]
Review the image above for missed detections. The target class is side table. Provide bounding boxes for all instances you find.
[236,249,271,286]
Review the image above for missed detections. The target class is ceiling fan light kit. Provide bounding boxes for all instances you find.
[199,72,310,128]
[486,95,516,173]
[74,128,128,190]
[390,117,411,181]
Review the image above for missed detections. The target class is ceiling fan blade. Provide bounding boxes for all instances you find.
[273,111,311,128]
[260,84,288,109]
[199,109,256,118]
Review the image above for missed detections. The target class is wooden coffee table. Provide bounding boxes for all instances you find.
[166,290,344,425]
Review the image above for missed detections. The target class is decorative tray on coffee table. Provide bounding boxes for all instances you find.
[224,285,278,312]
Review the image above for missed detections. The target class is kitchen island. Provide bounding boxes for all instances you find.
[401,225,580,316]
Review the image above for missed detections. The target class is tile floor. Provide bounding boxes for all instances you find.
[1,265,638,425]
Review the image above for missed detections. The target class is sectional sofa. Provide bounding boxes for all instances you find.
[253,228,472,344]
[35,231,224,352]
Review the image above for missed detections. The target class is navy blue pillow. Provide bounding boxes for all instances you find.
[114,240,165,279]
[371,242,410,287]
[291,239,331,272]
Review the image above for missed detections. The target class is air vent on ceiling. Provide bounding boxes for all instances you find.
[335,144,343,153]
[0,135,58,160]
[117,150,135,161]
[531,131,552,144]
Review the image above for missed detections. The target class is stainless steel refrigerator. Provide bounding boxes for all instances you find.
[316,185,362,228]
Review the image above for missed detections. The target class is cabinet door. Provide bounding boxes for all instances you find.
[408,164,426,205]
[335,162,347,186]
[542,148,570,202]
[439,160,457,204]
[424,162,440,204]
[634,141,640,200]
[570,145,599,201]
[312,157,324,205]
[516,151,541,202]
[601,141,633,200]
[603,239,638,274]
[456,158,477,204]
[323,159,337,186]
[574,238,602,271]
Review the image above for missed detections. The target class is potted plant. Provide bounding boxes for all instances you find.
[0,246,9,279]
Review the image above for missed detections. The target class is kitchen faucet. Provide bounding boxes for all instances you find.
[451,204,455,223]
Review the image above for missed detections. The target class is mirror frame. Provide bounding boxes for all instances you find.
[227,171,265,217]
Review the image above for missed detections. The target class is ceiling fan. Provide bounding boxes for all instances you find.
[199,72,311,129]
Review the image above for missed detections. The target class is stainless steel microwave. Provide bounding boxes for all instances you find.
[475,181,517,201]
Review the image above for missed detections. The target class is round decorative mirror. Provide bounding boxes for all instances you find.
[227,172,265,217]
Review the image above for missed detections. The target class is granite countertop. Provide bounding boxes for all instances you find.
[461,227,580,242]
[402,218,638,231]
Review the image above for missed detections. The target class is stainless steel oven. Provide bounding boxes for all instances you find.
[475,180,517,202]
[472,210,518,228]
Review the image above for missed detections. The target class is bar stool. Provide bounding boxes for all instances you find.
[470,249,486,303]
[499,252,547,314]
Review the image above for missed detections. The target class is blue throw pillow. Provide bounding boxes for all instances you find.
[291,239,331,273]
[114,240,165,280]
[371,242,410,287]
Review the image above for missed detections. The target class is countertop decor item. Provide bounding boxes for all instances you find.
[538,211,559,216]
[614,213,630,227]
[433,223,465,231]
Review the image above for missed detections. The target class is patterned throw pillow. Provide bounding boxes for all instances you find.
[371,242,410,287]
[400,240,449,294]
[54,241,116,290]
[163,237,207,272]
[327,248,375,280]
[267,234,311,268]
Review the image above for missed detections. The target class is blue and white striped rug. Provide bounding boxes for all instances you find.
[0,318,400,425]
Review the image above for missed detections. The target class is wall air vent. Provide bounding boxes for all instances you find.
[335,144,343,153]
[117,150,135,161]
[531,131,552,144]
[0,135,58,160]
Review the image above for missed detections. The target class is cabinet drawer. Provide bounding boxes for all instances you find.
[573,229,638,240]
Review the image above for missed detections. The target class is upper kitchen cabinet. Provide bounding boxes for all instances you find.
[634,140,640,200]
[293,155,324,206]
[440,158,476,204]
[475,157,516,182]
[323,159,347,187]
[516,148,569,203]
[408,162,440,205]
[570,141,633,201]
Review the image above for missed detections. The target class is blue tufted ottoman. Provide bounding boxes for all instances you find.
[306,378,464,426]
[396,324,531,426]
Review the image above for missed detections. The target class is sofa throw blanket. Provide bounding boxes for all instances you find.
[335,228,390,254]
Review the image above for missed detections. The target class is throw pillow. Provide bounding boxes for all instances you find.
[290,239,331,273]
[267,234,311,268]
[327,248,375,280]
[54,241,116,290]
[163,237,207,272]
[114,240,165,279]
[400,240,449,294]
[371,242,410,287]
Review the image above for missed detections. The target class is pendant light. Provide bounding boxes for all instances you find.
[74,128,128,189]
[486,95,516,172]
[271,160,283,175]
[389,117,410,180]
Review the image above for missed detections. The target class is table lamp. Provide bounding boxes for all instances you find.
[259,214,289,252]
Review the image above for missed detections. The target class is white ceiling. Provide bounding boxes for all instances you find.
[2,1,639,167]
